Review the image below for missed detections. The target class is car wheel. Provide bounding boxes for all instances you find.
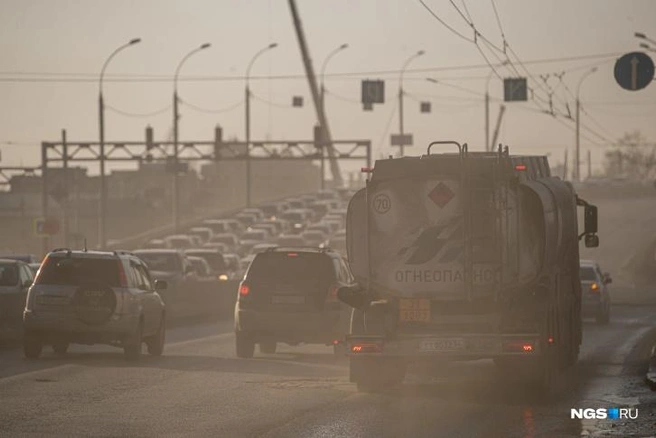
[23,333,43,360]
[146,316,166,357]
[124,322,143,361]
[52,341,69,355]
[259,341,276,354]
[235,332,255,358]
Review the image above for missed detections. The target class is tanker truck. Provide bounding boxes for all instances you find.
[338,141,599,394]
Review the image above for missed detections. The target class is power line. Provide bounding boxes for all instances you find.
[324,88,361,104]
[180,98,244,114]
[417,0,475,44]
[0,52,623,84]
[105,103,171,118]
[251,93,296,109]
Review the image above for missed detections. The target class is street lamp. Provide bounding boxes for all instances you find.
[98,38,141,249]
[639,42,656,53]
[172,42,211,232]
[245,42,278,207]
[575,66,598,182]
[635,32,656,45]
[398,50,425,157]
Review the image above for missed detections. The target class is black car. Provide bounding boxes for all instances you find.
[234,247,355,358]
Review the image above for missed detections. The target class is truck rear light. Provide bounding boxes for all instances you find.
[515,164,527,171]
[589,282,600,293]
[502,340,536,353]
[351,343,382,353]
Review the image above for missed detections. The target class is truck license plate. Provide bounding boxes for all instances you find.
[419,338,465,352]
[399,299,430,322]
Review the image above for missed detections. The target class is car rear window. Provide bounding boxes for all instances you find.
[185,252,226,272]
[135,253,182,273]
[247,252,335,287]
[0,263,19,286]
[579,267,597,281]
[35,256,121,287]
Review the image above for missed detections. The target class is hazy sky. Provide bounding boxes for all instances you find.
[1,0,655,178]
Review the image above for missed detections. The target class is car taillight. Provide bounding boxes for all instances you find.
[589,282,600,293]
[326,285,339,302]
[239,283,250,296]
[117,260,128,288]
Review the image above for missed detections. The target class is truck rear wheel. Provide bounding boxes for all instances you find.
[235,332,255,358]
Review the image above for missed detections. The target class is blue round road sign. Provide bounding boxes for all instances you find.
[614,52,654,91]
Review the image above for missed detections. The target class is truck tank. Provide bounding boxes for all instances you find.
[339,142,599,394]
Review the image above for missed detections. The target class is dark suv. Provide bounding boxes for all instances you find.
[23,249,167,360]
[234,247,354,358]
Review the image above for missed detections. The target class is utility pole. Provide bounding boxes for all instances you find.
[288,0,343,186]
[575,67,597,183]
[173,43,210,230]
[98,38,141,249]
[398,51,424,157]
[489,105,506,152]
[245,43,277,207]
[563,149,569,180]
[62,129,69,248]
[587,149,592,180]
[485,90,490,152]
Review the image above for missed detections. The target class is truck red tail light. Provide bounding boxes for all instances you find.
[239,283,250,296]
[502,340,536,353]
[351,343,382,353]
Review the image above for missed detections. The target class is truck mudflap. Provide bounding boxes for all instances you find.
[346,333,542,358]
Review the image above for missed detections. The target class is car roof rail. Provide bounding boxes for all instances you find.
[113,250,135,257]
[51,248,72,256]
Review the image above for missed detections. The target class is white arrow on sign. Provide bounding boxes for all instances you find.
[630,56,639,90]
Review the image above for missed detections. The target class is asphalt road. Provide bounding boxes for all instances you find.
[1,307,655,438]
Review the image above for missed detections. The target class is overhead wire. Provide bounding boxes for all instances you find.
[324,88,361,104]
[251,92,297,109]
[105,103,171,118]
[180,98,244,114]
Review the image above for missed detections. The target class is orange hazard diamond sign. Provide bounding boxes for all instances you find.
[428,182,454,208]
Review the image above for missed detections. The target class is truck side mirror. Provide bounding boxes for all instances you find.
[584,234,599,248]
[584,205,598,234]
[337,284,370,310]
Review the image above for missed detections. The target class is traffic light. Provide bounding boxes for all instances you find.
[214,125,223,161]
[145,125,154,150]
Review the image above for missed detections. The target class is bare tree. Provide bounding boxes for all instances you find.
[603,131,656,182]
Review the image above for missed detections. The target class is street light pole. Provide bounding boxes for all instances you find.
[319,43,348,190]
[172,43,211,232]
[635,32,656,46]
[98,38,140,249]
[397,50,424,157]
[245,43,278,207]
[575,67,598,183]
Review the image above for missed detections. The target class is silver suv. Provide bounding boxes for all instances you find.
[23,249,167,361]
